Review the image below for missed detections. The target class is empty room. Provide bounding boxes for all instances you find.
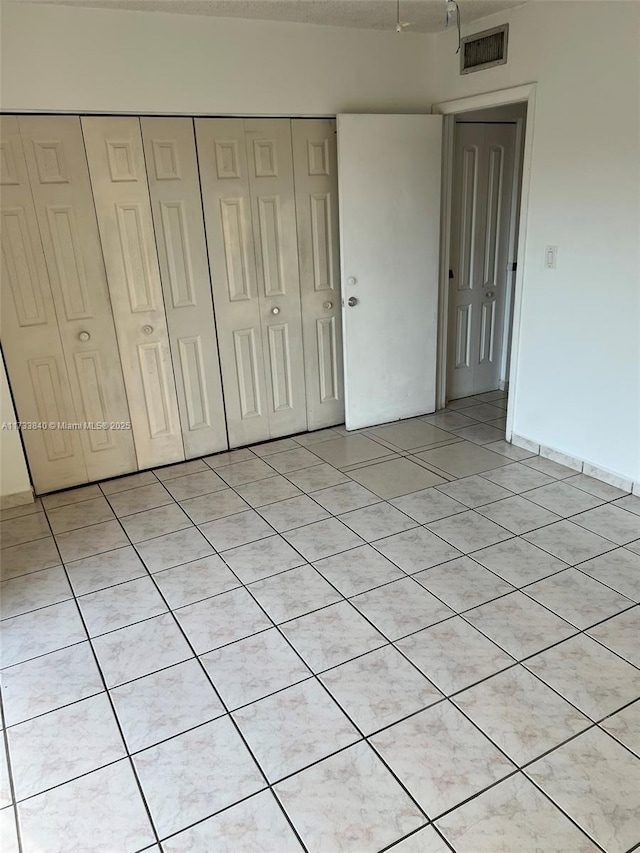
[0,0,639,851]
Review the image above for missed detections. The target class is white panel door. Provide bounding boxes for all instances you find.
[141,117,228,458]
[448,122,517,399]
[82,116,184,470]
[0,115,87,493]
[195,118,269,447]
[337,114,442,430]
[292,119,344,431]
[244,119,307,439]
[19,115,137,482]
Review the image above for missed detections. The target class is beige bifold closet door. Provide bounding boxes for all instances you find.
[140,117,227,458]
[196,119,309,447]
[291,120,343,430]
[0,115,136,493]
[82,116,186,470]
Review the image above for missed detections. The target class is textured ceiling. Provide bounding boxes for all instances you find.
[18,0,528,33]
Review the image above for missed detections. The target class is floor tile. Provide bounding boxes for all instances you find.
[527,727,640,853]
[587,606,640,665]
[1,600,86,668]
[0,641,103,727]
[0,565,71,620]
[524,633,640,720]
[119,503,192,544]
[313,544,404,597]
[55,520,129,562]
[283,517,364,562]
[174,586,271,654]
[351,577,454,640]
[436,773,599,852]
[453,423,505,445]
[0,538,60,581]
[16,760,155,853]
[204,447,256,469]
[475,495,561,534]
[614,494,640,515]
[524,520,615,565]
[8,693,124,800]
[135,527,213,573]
[459,403,505,422]
[435,475,513,508]
[484,440,537,461]
[257,495,329,532]
[626,538,640,555]
[472,537,568,586]
[202,627,311,710]
[234,678,359,782]
[0,498,42,520]
[417,441,510,478]
[600,700,640,755]
[481,462,554,492]
[572,503,639,545]
[374,527,461,574]
[252,437,301,457]
[312,481,380,514]
[453,665,590,765]
[427,511,512,553]
[320,645,442,735]
[154,459,209,481]
[369,421,453,451]
[110,658,224,752]
[389,825,451,852]
[579,547,640,600]
[523,482,604,518]
[371,701,514,818]
[217,458,276,486]
[266,447,322,474]
[396,616,515,695]
[162,790,304,853]
[92,612,192,687]
[78,576,167,636]
[348,458,446,499]
[339,502,417,541]
[391,487,467,524]
[464,591,576,659]
[133,716,265,838]
[179,487,249,523]
[199,510,274,551]
[0,806,19,853]
[41,484,102,510]
[234,475,303,508]
[445,397,478,410]
[46,497,115,533]
[310,434,393,468]
[162,469,227,501]
[294,428,342,446]
[525,568,634,629]
[99,470,158,495]
[285,463,349,493]
[564,473,630,501]
[415,556,514,612]
[523,456,581,479]
[280,601,386,672]
[105,483,173,517]
[248,564,340,623]
[421,410,477,430]
[153,554,240,609]
[274,741,426,853]
[221,534,305,583]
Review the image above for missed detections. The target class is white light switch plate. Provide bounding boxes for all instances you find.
[545,246,558,269]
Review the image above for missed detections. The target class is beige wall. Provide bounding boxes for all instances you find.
[435,0,640,482]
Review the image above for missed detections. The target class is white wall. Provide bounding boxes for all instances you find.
[0,2,433,115]
[434,1,640,483]
[0,354,32,505]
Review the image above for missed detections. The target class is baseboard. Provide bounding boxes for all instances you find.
[499,380,510,392]
[511,433,637,494]
[1,489,35,510]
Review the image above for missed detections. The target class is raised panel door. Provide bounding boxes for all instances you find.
[82,116,184,469]
[291,119,344,430]
[19,115,137,482]
[0,116,87,493]
[141,117,228,458]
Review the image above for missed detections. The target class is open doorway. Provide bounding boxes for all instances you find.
[446,101,527,403]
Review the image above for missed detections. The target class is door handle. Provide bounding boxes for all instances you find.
[486,291,495,298]
[142,325,154,335]
[271,307,280,315]
[323,301,333,310]
[347,297,358,307]
[78,331,91,342]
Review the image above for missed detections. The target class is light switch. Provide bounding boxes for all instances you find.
[545,246,558,269]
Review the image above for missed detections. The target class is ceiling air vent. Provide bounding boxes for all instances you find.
[460,24,509,74]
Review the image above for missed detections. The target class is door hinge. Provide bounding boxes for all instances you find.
[507,261,517,272]
[448,269,455,279]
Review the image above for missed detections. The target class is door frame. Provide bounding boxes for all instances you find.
[433,83,536,442]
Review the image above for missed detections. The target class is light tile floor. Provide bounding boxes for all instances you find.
[1,390,639,853]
